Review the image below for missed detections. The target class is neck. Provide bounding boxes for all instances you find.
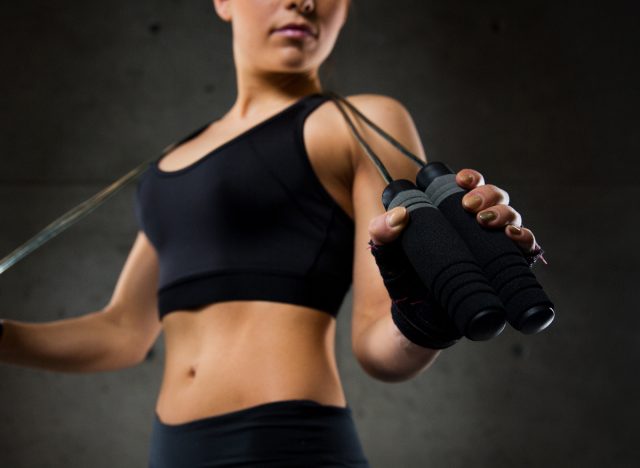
[231,66,323,119]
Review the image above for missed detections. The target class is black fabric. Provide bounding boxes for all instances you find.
[148,399,370,468]
[134,94,354,319]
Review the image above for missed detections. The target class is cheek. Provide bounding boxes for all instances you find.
[232,19,269,56]
[231,1,275,45]
[318,3,348,40]
[316,22,344,57]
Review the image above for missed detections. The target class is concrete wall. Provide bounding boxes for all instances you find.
[1,1,638,466]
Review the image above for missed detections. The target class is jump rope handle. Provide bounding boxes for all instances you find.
[417,163,555,334]
[382,179,506,340]
[327,92,554,338]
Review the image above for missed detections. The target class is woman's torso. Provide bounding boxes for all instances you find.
[156,302,345,424]
[151,95,356,425]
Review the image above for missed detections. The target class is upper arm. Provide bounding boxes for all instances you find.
[102,230,163,363]
[343,94,427,359]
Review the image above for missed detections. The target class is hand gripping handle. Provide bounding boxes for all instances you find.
[417,162,555,334]
[382,179,506,341]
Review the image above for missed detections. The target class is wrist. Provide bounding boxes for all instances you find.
[390,313,442,356]
[390,302,460,350]
[363,311,441,382]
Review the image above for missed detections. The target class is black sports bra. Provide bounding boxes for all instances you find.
[134,93,355,320]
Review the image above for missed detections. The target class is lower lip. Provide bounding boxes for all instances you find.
[273,28,314,39]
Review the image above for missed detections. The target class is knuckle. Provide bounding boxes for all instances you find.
[504,204,518,217]
[368,216,384,235]
[525,228,536,241]
[367,218,377,233]
[501,189,510,203]
[513,212,523,226]
[476,185,493,201]
[484,184,502,198]
[498,206,521,226]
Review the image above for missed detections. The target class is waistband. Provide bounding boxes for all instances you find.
[154,399,352,433]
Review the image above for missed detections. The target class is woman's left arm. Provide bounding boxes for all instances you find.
[346,95,539,383]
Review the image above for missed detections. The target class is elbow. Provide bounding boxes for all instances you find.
[358,352,437,383]
[353,345,440,383]
[131,345,156,368]
[358,359,421,383]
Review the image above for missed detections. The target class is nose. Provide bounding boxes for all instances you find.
[287,0,315,14]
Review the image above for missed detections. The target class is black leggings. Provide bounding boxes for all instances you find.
[148,399,370,467]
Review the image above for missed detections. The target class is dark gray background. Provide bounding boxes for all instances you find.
[1,1,638,467]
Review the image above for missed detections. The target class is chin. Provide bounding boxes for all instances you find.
[271,48,323,72]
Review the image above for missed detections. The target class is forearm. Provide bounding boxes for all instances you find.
[355,311,441,383]
[0,311,140,373]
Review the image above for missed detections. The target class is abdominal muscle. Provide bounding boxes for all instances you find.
[154,300,347,425]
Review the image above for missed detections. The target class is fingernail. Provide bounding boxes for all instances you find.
[463,173,474,185]
[478,211,497,222]
[463,195,482,210]
[507,225,522,236]
[386,207,405,228]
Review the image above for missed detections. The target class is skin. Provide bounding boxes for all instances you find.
[0,0,539,425]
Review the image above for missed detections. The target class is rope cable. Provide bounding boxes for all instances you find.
[327,92,425,168]
[327,95,393,184]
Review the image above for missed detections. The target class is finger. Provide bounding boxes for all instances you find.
[456,168,485,190]
[476,204,522,228]
[505,225,537,253]
[462,184,510,213]
[368,206,409,245]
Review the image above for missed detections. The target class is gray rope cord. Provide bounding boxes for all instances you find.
[326,91,426,168]
[0,139,183,276]
[0,163,149,275]
[327,94,393,184]
[0,92,413,276]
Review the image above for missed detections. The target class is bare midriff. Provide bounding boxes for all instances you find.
[154,300,346,425]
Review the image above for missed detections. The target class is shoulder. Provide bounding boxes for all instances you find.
[337,93,426,174]
[311,92,414,133]
[302,92,426,212]
[342,93,413,120]
[310,92,423,170]
[321,93,415,134]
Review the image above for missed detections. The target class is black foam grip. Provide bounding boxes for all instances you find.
[435,191,554,333]
[398,204,505,340]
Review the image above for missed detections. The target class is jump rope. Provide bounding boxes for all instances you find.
[0,92,555,340]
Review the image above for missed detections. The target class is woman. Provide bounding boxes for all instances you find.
[0,0,540,466]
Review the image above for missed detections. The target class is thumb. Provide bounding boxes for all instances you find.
[368,207,409,245]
